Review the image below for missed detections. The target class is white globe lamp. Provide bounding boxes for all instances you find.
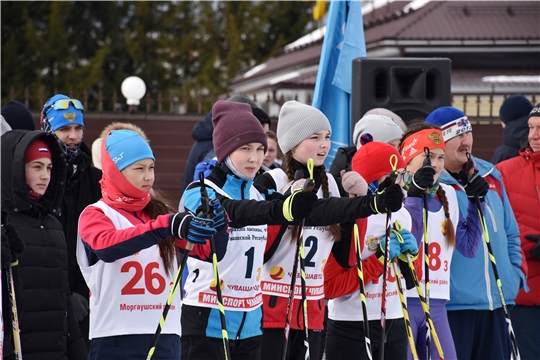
[121,76,146,111]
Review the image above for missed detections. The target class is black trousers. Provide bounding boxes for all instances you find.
[261,328,325,360]
[181,335,262,360]
[325,318,408,360]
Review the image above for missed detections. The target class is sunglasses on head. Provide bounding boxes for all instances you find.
[46,99,85,111]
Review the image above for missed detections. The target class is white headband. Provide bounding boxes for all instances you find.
[439,116,472,142]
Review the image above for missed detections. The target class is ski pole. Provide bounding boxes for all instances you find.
[405,253,445,359]
[282,159,315,360]
[418,147,432,360]
[199,173,231,360]
[378,154,399,360]
[2,214,23,360]
[390,221,418,360]
[6,262,22,360]
[282,227,302,360]
[465,152,520,360]
[475,200,520,360]
[392,261,419,360]
[299,158,315,360]
[353,223,372,360]
[146,243,192,360]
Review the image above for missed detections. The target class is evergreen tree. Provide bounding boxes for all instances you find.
[1,1,313,112]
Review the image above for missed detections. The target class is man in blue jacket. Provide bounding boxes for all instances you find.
[425,106,528,359]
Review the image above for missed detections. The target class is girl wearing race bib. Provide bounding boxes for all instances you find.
[399,121,485,360]
[324,141,419,360]
[254,101,405,360]
[180,100,319,360]
[77,129,226,360]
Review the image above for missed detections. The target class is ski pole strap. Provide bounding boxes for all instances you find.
[391,221,405,243]
[389,154,399,180]
[283,188,302,222]
[307,158,314,183]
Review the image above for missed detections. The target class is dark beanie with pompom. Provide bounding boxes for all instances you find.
[212,100,268,163]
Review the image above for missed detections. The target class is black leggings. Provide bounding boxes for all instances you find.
[261,328,325,360]
[181,335,262,360]
[325,318,408,360]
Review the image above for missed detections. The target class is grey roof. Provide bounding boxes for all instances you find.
[230,0,540,93]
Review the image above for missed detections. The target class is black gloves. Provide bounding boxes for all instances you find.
[282,190,318,221]
[408,166,435,197]
[407,159,435,198]
[71,292,89,322]
[525,234,540,259]
[371,177,404,214]
[1,223,25,268]
[458,170,489,203]
[457,155,489,203]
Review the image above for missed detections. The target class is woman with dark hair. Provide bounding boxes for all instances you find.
[1,129,87,360]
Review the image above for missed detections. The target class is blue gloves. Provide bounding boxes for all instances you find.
[391,225,419,261]
[378,232,403,262]
[193,159,217,181]
[208,199,227,230]
[171,199,228,245]
[376,221,419,263]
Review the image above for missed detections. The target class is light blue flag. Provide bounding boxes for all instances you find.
[312,0,366,168]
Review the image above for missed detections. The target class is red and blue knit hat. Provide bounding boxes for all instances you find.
[425,106,472,142]
[25,138,52,163]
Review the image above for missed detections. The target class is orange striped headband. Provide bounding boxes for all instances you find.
[400,129,446,165]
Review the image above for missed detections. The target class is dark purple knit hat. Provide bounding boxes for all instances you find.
[212,100,268,163]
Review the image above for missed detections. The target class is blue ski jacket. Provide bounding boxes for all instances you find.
[440,155,528,311]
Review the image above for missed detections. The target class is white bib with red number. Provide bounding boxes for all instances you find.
[329,208,412,321]
[182,181,267,311]
[260,169,339,301]
[406,183,459,300]
[76,201,181,339]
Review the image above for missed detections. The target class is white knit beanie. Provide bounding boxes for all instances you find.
[277,100,331,154]
[352,114,404,150]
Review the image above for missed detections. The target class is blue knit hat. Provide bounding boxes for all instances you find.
[425,106,472,142]
[105,130,155,171]
[41,94,84,131]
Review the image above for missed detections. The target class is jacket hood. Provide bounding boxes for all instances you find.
[1,130,66,216]
[191,111,214,141]
[502,115,529,149]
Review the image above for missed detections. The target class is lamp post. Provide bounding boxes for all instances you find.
[121,76,146,113]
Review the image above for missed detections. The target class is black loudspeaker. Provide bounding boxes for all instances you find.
[351,58,452,125]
